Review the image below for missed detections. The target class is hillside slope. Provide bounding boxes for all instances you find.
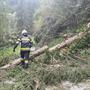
[0,25,90,90]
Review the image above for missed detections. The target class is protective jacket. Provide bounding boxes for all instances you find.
[14,35,33,51]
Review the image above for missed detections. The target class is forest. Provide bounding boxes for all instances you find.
[0,0,90,90]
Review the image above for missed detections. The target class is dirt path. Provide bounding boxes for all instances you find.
[46,79,90,90]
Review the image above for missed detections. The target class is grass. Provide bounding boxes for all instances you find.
[0,55,90,90]
[0,46,20,66]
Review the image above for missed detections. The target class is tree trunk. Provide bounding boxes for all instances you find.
[0,46,48,69]
[49,31,88,52]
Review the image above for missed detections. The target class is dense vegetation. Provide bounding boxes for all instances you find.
[0,0,90,90]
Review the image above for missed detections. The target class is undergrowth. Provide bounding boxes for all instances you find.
[0,46,20,66]
[0,25,90,90]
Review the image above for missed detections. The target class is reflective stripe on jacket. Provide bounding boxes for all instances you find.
[18,36,33,51]
[20,48,30,51]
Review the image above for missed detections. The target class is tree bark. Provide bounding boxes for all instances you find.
[31,45,48,58]
[49,31,88,52]
[0,46,48,69]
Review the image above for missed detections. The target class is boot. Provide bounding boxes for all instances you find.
[24,60,29,69]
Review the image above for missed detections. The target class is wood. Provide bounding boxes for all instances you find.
[31,45,48,58]
[0,46,48,70]
[0,58,21,69]
[0,28,89,70]
[34,80,40,90]
[49,31,88,52]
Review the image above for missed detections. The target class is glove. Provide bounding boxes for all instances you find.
[13,49,15,52]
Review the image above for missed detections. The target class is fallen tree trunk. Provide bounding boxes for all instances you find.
[0,28,89,70]
[0,58,21,70]
[49,31,88,52]
[0,46,48,70]
[31,45,48,58]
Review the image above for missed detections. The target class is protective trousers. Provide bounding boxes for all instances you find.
[20,51,30,68]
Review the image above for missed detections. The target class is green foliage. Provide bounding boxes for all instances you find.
[0,0,18,47]
[0,50,90,90]
[7,66,22,78]
[43,51,51,64]
[38,64,90,85]
[0,47,19,66]
[0,0,90,89]
[70,33,90,54]
[39,68,62,85]
[49,36,64,47]
[1,28,90,90]
[62,67,89,83]
[2,63,46,90]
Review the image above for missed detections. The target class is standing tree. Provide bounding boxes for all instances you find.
[0,0,17,46]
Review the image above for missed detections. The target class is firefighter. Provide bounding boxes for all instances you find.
[13,29,33,68]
